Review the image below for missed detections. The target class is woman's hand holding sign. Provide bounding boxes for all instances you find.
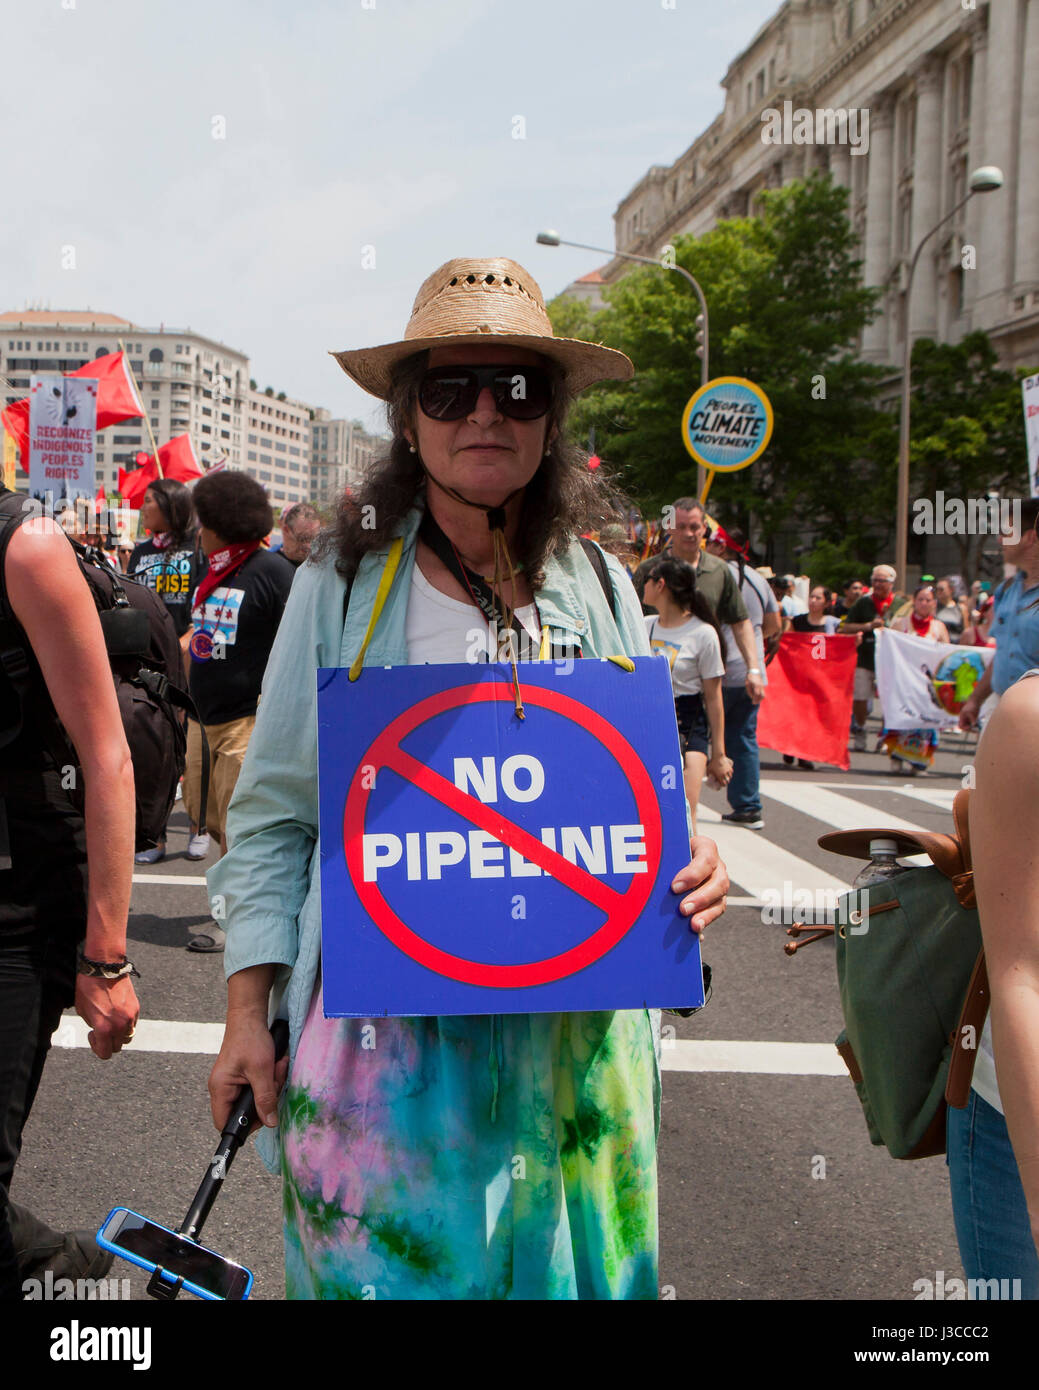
[672,835,729,936]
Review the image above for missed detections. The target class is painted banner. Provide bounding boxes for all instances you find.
[756,631,858,769]
[317,659,701,1018]
[28,374,98,503]
[1022,372,1039,497]
[875,626,994,731]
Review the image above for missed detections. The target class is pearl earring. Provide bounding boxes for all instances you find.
[408,444,416,454]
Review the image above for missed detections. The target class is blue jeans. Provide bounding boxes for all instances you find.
[947,1090,1039,1299]
[721,686,761,817]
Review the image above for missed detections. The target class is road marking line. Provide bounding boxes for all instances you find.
[701,818,852,902]
[52,1017,225,1053]
[51,1017,846,1075]
[660,1039,847,1075]
[759,779,931,834]
[133,873,208,886]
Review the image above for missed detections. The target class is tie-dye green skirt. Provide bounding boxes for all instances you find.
[280,981,660,1299]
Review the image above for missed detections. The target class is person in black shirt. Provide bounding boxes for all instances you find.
[181,473,293,951]
[127,479,205,864]
[128,480,203,640]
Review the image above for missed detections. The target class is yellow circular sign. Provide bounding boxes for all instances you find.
[680,376,774,472]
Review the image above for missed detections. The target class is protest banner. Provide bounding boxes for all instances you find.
[1023,372,1039,497]
[28,374,98,503]
[317,659,701,1018]
[875,627,994,730]
[756,631,858,769]
[2,351,143,470]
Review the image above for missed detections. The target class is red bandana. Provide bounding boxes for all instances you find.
[871,591,894,617]
[193,541,261,611]
[910,613,933,637]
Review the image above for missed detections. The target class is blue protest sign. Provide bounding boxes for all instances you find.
[316,658,702,1017]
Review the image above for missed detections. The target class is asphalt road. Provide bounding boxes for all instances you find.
[13,722,985,1303]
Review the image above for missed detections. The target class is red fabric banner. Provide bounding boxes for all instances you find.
[756,631,858,771]
[1,351,145,469]
[118,434,202,507]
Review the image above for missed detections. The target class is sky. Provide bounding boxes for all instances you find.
[1,0,780,434]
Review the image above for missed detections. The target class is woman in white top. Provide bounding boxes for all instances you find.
[642,556,732,832]
[951,667,1039,1296]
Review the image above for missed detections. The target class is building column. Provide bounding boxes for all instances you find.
[862,95,895,360]
[1015,0,1039,289]
[829,145,852,190]
[909,56,945,339]
[963,9,989,324]
[974,0,1021,322]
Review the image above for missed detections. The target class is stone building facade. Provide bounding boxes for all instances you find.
[604,0,1038,372]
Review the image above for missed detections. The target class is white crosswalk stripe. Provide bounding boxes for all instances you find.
[703,779,955,905]
[50,1016,846,1074]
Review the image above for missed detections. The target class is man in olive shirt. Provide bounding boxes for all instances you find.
[633,498,767,825]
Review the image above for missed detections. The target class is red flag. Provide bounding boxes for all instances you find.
[756,631,858,770]
[118,457,158,508]
[1,351,145,470]
[118,434,202,508]
[145,433,203,483]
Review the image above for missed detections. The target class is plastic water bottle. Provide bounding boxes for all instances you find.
[852,837,910,889]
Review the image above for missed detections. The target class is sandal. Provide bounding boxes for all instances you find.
[186,923,225,953]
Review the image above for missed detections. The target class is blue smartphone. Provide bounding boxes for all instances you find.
[97,1207,254,1301]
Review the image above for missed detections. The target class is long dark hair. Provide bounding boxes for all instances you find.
[646,555,726,670]
[315,351,625,587]
[146,478,196,548]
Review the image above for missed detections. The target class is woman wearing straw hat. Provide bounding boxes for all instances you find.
[206,258,729,1300]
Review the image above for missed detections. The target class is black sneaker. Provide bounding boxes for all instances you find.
[721,810,765,829]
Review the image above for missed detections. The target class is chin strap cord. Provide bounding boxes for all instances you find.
[423,470,528,719]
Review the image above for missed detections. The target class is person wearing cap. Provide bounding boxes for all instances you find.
[205,257,730,1301]
[705,525,780,827]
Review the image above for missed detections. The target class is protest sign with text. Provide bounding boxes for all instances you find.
[317,659,701,1018]
[28,374,98,503]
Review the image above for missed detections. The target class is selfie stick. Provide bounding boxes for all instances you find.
[147,1019,289,1300]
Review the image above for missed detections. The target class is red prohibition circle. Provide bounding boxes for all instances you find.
[343,679,663,988]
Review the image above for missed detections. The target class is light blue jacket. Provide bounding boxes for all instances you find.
[207,502,653,1168]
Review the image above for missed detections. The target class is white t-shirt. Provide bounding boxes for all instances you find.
[405,563,540,664]
[644,613,724,696]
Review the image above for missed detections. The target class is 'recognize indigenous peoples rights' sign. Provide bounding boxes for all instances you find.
[317,658,702,1017]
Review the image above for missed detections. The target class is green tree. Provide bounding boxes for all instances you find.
[907,331,1033,579]
[549,173,897,563]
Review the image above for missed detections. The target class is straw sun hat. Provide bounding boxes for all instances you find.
[332,257,634,400]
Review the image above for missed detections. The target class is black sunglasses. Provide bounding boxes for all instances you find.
[417,365,554,422]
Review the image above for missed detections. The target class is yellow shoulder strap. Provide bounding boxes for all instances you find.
[348,538,403,681]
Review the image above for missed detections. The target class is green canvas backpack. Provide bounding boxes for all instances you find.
[786,789,989,1160]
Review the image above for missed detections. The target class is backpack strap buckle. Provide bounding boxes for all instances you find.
[134,668,170,702]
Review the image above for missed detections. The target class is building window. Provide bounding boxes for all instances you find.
[149,348,163,363]
[248,451,257,461]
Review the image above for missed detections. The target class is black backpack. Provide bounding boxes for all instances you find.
[0,490,209,850]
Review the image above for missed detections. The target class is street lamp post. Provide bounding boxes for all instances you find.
[536,231,711,496]
[895,166,1003,592]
